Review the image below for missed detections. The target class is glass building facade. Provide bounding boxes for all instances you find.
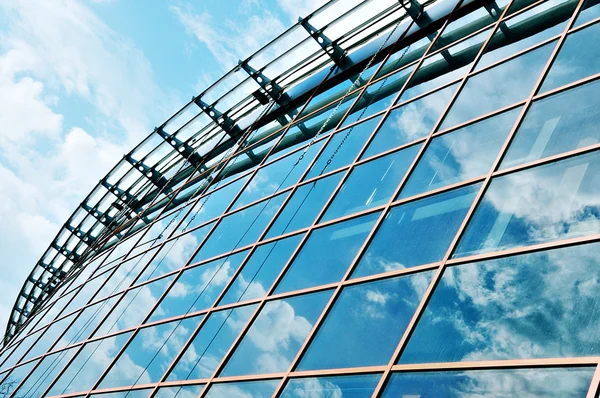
[2,0,600,396]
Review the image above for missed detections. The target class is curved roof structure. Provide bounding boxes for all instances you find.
[4,0,481,344]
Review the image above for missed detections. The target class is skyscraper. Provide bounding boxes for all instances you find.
[2,0,600,396]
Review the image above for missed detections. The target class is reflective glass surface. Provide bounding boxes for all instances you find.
[381,368,594,397]
[502,79,600,168]
[401,108,520,198]
[204,379,280,398]
[441,42,555,130]
[155,385,205,398]
[541,21,600,92]
[281,374,380,398]
[403,242,600,363]
[455,151,600,257]
[220,235,304,305]
[576,0,600,26]
[275,213,379,293]
[353,184,479,278]
[220,290,332,376]
[297,272,433,370]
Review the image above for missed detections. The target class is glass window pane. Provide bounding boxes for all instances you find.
[454,151,600,257]
[193,194,287,262]
[91,389,151,397]
[400,108,520,198]
[541,22,600,92]
[275,213,379,294]
[47,332,132,395]
[204,380,280,398]
[402,242,600,364]
[58,296,120,349]
[155,385,205,398]
[576,0,600,26]
[476,0,576,70]
[93,276,174,337]
[220,235,304,305]
[502,79,600,169]
[281,374,381,398]
[266,173,343,238]
[233,142,324,209]
[323,145,420,221]
[148,251,248,322]
[305,116,382,180]
[381,368,594,397]
[297,272,434,370]
[167,305,257,381]
[220,290,332,376]
[99,317,199,388]
[353,184,479,278]
[0,360,38,397]
[363,84,458,158]
[440,42,555,130]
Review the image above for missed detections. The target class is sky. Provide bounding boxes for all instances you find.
[0,0,327,335]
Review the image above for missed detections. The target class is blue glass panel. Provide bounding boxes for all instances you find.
[95,249,157,299]
[233,142,324,209]
[93,276,174,337]
[167,305,257,380]
[454,151,600,257]
[58,296,120,349]
[47,332,132,395]
[267,173,343,238]
[148,251,248,322]
[99,316,199,388]
[21,314,74,362]
[281,374,381,398]
[0,360,38,397]
[192,194,287,262]
[275,213,379,293]
[402,243,600,363]
[323,145,420,221]
[220,290,333,376]
[541,22,600,92]
[476,0,575,70]
[305,117,382,180]
[92,389,151,397]
[136,221,215,282]
[353,184,478,278]
[363,84,457,158]
[382,368,593,397]
[440,42,555,130]
[400,108,520,198]
[576,0,600,26]
[204,380,280,398]
[220,235,304,305]
[155,385,205,398]
[0,330,41,371]
[297,272,433,370]
[502,79,600,169]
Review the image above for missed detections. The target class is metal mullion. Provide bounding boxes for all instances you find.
[365,57,421,90]
[534,69,600,100]
[586,364,600,398]
[391,357,600,371]
[84,68,337,398]
[569,12,600,32]
[268,4,468,395]
[370,0,586,394]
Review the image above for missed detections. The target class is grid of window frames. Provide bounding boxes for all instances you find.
[3,0,600,396]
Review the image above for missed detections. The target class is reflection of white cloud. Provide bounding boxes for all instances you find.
[283,377,343,398]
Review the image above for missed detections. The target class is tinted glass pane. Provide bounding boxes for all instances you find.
[91,390,151,398]
[381,368,593,397]
[400,108,519,198]
[402,243,600,363]
[297,272,433,370]
[233,142,324,209]
[281,374,381,398]
[59,296,120,348]
[0,361,38,397]
[167,305,257,380]
[149,251,248,322]
[363,84,457,158]
[541,22,600,92]
[476,0,575,70]
[455,151,600,257]
[576,0,600,26]
[440,42,554,130]
[100,317,199,388]
[323,145,420,221]
[305,117,381,180]
[48,332,132,395]
[204,380,280,398]
[93,276,174,337]
[193,194,287,262]
[276,213,379,293]
[220,290,332,376]
[502,80,600,168]
[220,235,304,305]
[155,385,205,398]
[267,173,343,238]
[353,185,479,278]
[22,314,74,362]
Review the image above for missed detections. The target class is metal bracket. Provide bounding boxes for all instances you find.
[299,17,350,70]
[125,155,171,193]
[193,97,242,136]
[238,60,287,103]
[155,127,206,171]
